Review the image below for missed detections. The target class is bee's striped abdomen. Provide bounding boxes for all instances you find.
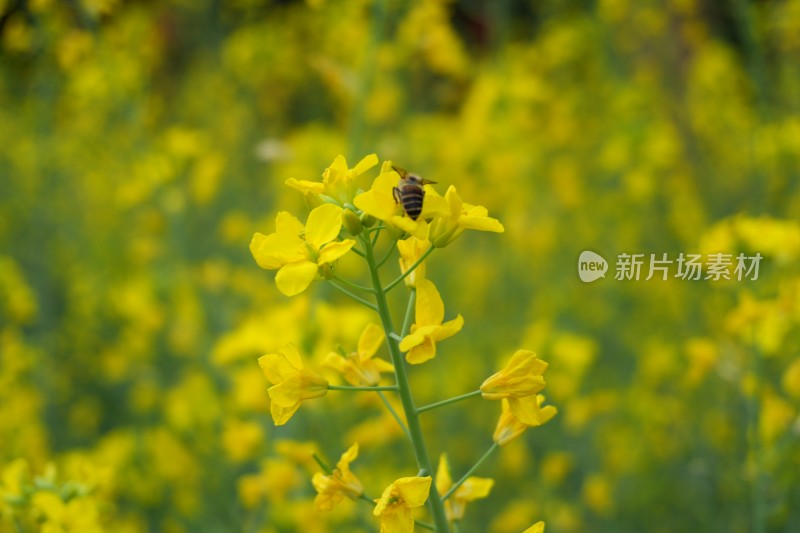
[400,185,425,220]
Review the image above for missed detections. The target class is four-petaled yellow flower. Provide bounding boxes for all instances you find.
[523,522,546,533]
[373,476,432,533]
[354,161,447,239]
[397,236,431,288]
[399,279,464,364]
[258,344,328,426]
[250,203,355,296]
[436,453,494,522]
[427,185,504,248]
[312,443,364,511]
[493,396,557,446]
[324,324,394,386]
[481,350,549,423]
[286,154,379,204]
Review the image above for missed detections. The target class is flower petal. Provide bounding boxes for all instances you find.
[250,232,305,270]
[285,178,325,194]
[275,261,318,296]
[394,476,432,508]
[258,352,298,384]
[406,337,436,365]
[382,505,414,533]
[270,400,301,426]
[436,454,452,496]
[456,477,494,501]
[523,522,546,533]
[391,216,428,240]
[415,279,445,327]
[353,153,379,175]
[354,171,400,221]
[305,204,344,248]
[508,396,557,426]
[318,239,355,264]
[444,185,463,218]
[337,443,359,470]
[419,186,450,218]
[459,214,504,233]
[358,324,385,360]
[275,211,305,234]
[431,314,464,342]
[281,343,304,369]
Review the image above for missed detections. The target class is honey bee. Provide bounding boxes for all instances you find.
[392,166,437,221]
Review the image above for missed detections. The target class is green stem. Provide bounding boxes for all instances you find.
[401,288,416,336]
[417,390,483,414]
[351,247,367,259]
[327,281,377,311]
[371,226,382,247]
[417,520,436,531]
[443,442,499,502]
[383,246,434,292]
[333,274,375,293]
[377,390,412,441]
[361,236,450,533]
[328,384,398,392]
[312,453,332,474]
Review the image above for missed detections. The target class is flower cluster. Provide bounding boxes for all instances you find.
[248,155,554,532]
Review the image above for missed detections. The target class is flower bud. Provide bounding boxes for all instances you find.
[360,213,377,228]
[342,209,363,236]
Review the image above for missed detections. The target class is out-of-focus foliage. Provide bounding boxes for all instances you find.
[1,0,799,531]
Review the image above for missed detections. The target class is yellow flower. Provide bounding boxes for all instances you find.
[493,397,557,446]
[286,153,379,204]
[312,443,364,511]
[397,236,430,288]
[373,476,432,533]
[481,350,550,424]
[436,454,494,522]
[250,203,355,296]
[324,324,394,386]
[523,522,546,533]
[258,344,328,426]
[399,279,463,364]
[354,161,447,239]
[427,185,504,248]
[481,350,548,399]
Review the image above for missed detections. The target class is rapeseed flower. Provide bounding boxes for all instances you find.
[250,204,355,296]
[523,522,546,533]
[258,344,328,426]
[427,185,504,248]
[493,397,557,446]
[481,350,549,422]
[399,279,463,364]
[312,443,364,511]
[373,476,432,533]
[286,154,378,205]
[436,453,494,522]
[324,324,394,386]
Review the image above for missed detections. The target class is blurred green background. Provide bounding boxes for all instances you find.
[1,0,799,531]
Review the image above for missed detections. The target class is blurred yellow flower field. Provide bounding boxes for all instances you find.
[1,0,799,531]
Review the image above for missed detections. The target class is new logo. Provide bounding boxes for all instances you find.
[578,251,608,283]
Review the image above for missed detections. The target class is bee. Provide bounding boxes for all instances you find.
[392,166,437,221]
